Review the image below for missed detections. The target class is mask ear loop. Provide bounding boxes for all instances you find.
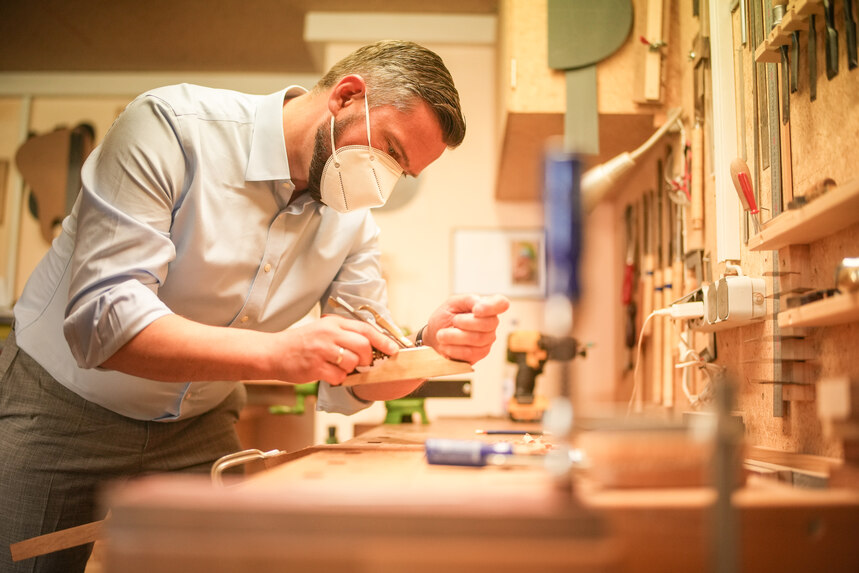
[329,116,341,168]
[363,93,376,162]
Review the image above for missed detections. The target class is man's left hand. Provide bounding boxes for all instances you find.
[422,294,510,364]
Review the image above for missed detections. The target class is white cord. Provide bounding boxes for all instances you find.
[627,302,706,415]
[627,308,667,415]
[677,327,723,408]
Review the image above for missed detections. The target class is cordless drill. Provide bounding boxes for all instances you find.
[506,331,584,422]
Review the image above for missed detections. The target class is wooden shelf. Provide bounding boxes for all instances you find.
[778,291,859,328]
[754,0,823,64]
[749,178,859,251]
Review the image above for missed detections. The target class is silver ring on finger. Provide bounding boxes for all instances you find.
[335,346,345,366]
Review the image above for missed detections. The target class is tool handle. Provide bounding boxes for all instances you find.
[625,301,638,349]
[641,256,655,336]
[622,262,635,305]
[738,172,759,214]
[425,438,513,467]
[729,157,759,214]
[688,123,705,251]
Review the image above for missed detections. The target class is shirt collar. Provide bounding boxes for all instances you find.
[245,85,307,182]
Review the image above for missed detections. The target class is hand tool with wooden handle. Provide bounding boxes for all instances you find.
[846,0,858,69]
[641,193,655,337]
[790,32,799,93]
[622,204,638,371]
[729,158,763,235]
[661,175,675,408]
[809,14,818,101]
[651,183,664,406]
[823,0,839,79]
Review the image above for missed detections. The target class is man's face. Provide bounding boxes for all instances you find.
[306,98,447,203]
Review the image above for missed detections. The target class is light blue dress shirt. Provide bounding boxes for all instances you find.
[13,83,388,420]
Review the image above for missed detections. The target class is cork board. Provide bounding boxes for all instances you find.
[706,1,858,460]
[607,1,858,461]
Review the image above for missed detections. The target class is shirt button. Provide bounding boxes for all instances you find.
[240,316,249,323]
[264,263,272,273]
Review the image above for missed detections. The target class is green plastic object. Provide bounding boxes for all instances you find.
[325,425,339,444]
[268,382,319,415]
[384,398,429,425]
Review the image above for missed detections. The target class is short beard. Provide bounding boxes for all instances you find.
[306,114,359,202]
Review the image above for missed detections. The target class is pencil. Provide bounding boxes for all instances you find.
[474,429,545,436]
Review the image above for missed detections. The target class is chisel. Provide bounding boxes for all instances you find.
[651,182,663,406]
[823,0,839,79]
[790,32,799,93]
[623,204,638,371]
[781,44,790,123]
[846,0,858,69]
[809,14,818,101]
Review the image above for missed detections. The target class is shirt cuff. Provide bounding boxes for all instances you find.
[315,381,374,416]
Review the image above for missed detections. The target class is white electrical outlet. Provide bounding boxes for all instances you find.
[691,275,766,332]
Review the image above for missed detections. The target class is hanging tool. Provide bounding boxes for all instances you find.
[847,0,858,69]
[729,158,762,235]
[661,158,675,408]
[780,45,790,124]
[774,0,790,125]
[670,190,687,410]
[809,14,818,101]
[623,204,638,371]
[651,182,664,406]
[686,121,705,290]
[665,142,689,408]
[750,0,771,169]
[641,193,654,337]
[790,32,799,93]
[823,0,840,79]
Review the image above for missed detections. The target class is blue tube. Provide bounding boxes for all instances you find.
[424,438,514,467]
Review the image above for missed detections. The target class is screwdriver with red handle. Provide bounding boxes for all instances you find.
[729,158,762,235]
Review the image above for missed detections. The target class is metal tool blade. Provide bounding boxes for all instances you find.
[328,296,410,348]
[809,14,818,101]
[846,0,858,69]
[823,0,840,79]
[790,32,799,93]
[781,46,790,124]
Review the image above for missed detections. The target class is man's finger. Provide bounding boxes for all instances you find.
[473,294,510,318]
[451,313,499,333]
[337,318,400,356]
[436,326,496,348]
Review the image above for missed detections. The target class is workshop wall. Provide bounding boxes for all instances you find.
[0,99,24,305]
[609,0,859,462]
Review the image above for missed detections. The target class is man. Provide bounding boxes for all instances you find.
[0,40,509,571]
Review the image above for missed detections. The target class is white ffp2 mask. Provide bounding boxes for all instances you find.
[319,94,403,213]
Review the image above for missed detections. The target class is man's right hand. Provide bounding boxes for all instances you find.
[271,315,401,385]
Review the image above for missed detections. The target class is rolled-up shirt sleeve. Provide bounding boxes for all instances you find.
[63,94,185,368]
[315,211,392,414]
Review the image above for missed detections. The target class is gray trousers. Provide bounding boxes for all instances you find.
[0,332,246,573]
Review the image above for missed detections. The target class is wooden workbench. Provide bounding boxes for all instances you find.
[102,418,859,573]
